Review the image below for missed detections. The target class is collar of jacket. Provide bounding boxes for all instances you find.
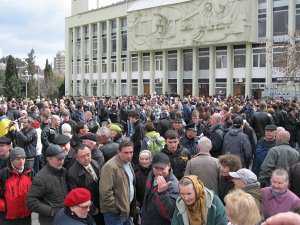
[76,160,100,177]
[46,164,65,176]
[175,188,214,225]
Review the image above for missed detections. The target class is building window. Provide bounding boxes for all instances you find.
[76,27,80,39]
[76,80,80,96]
[84,39,89,59]
[234,48,246,68]
[273,6,288,36]
[84,26,89,38]
[111,19,116,31]
[122,31,127,51]
[101,22,107,34]
[92,60,97,73]
[168,51,177,71]
[121,17,127,30]
[132,55,138,72]
[121,57,127,72]
[155,54,163,71]
[253,47,266,68]
[102,35,107,54]
[199,48,209,70]
[296,5,300,33]
[258,8,266,38]
[76,40,81,59]
[216,49,227,68]
[92,24,97,37]
[183,49,192,71]
[143,53,150,71]
[111,33,116,53]
[84,61,90,73]
[76,61,81,74]
[92,38,97,59]
[273,46,287,68]
[111,58,117,72]
[102,58,107,73]
[92,81,97,96]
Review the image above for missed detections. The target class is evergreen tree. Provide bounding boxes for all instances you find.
[4,55,21,99]
[25,49,38,98]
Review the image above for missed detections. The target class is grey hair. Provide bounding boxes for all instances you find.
[97,126,111,137]
[139,150,152,160]
[272,168,289,182]
[197,136,212,153]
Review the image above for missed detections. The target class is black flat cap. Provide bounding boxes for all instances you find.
[80,133,97,142]
[0,137,12,144]
[185,123,197,131]
[53,134,71,145]
[265,124,277,131]
[45,144,65,159]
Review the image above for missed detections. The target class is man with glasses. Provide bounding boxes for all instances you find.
[27,144,68,225]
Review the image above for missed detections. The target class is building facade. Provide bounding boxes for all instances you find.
[54,51,66,75]
[65,0,300,98]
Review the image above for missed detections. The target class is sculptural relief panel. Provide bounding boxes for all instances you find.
[128,0,257,51]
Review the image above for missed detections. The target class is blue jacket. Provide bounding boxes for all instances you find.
[53,208,96,225]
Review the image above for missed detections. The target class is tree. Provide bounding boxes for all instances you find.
[25,49,38,98]
[4,55,21,99]
[42,59,62,98]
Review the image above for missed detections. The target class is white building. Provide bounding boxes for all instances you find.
[54,51,66,75]
[65,0,300,98]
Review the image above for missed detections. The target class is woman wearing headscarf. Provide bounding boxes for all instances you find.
[53,188,96,225]
[172,175,227,225]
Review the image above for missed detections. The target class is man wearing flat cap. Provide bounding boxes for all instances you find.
[0,147,33,225]
[252,124,277,176]
[180,123,200,156]
[27,144,68,225]
[53,134,75,169]
[81,133,104,167]
[0,137,12,170]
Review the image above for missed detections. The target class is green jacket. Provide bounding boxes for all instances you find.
[171,188,227,225]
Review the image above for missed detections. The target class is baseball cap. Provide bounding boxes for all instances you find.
[229,168,257,185]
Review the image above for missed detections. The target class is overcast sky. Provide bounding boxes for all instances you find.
[0,0,123,68]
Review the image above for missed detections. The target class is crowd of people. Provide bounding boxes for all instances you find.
[0,95,299,225]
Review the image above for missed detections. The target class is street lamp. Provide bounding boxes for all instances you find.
[23,70,30,99]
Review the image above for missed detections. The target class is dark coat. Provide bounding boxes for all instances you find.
[180,136,199,156]
[41,126,59,155]
[134,165,151,206]
[100,141,119,162]
[207,124,225,158]
[290,162,300,198]
[131,120,144,165]
[14,128,37,158]
[53,208,96,225]
[250,111,273,140]
[67,160,101,209]
[162,146,191,180]
[27,164,68,225]
[142,171,179,225]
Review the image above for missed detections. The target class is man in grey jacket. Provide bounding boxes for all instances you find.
[27,144,68,225]
[259,130,300,187]
[184,136,219,193]
[222,116,252,168]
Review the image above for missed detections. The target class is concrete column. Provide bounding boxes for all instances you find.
[266,0,273,90]
[65,27,71,96]
[138,52,143,95]
[127,52,132,96]
[73,80,77,96]
[116,17,122,96]
[245,43,253,97]
[177,49,183,97]
[209,46,216,96]
[87,24,92,96]
[288,0,296,77]
[226,45,233,97]
[72,28,77,96]
[150,51,155,95]
[80,26,84,96]
[97,22,102,96]
[162,50,168,95]
[106,20,111,96]
[192,47,199,96]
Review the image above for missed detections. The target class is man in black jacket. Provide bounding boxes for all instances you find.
[27,144,68,225]
[67,144,104,225]
[207,113,225,158]
[14,117,37,171]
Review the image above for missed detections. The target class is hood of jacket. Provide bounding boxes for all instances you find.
[228,128,243,136]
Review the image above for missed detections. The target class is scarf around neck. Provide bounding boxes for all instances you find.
[183,175,208,225]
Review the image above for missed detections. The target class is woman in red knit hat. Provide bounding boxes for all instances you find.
[53,187,96,225]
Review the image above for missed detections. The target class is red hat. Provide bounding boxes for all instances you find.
[64,188,91,207]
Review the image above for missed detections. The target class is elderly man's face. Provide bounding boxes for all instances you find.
[271,175,288,193]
